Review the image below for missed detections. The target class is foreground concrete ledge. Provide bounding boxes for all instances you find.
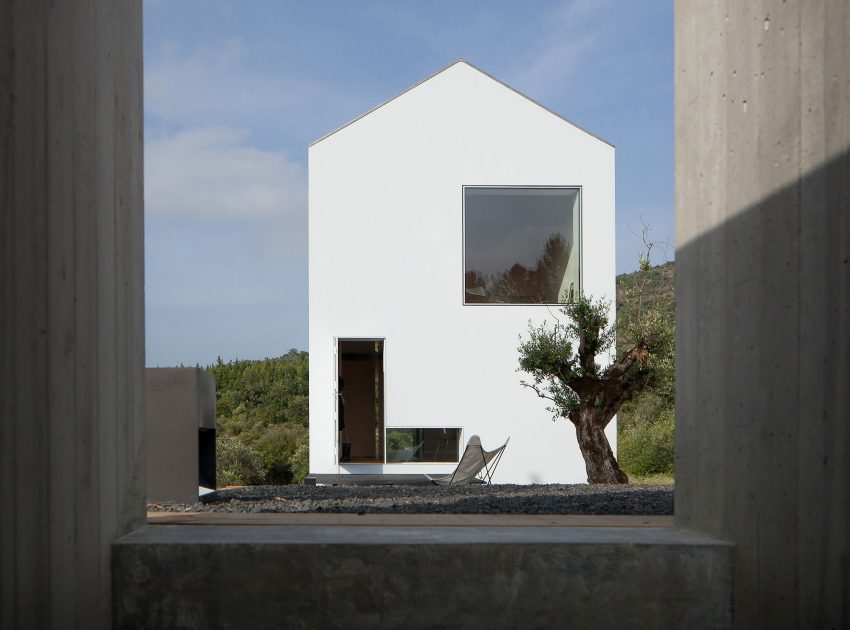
[113,525,733,629]
[147,511,675,528]
[121,523,713,545]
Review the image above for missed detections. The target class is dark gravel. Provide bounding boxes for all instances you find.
[148,484,673,515]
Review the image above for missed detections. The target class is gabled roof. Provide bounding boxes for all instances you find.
[309,59,614,148]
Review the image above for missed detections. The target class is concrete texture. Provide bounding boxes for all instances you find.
[675,1,850,628]
[0,2,145,628]
[113,525,733,629]
[146,368,216,503]
[145,512,675,527]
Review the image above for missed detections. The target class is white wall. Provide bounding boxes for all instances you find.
[309,61,615,483]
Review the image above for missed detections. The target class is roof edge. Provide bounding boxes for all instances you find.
[309,59,614,149]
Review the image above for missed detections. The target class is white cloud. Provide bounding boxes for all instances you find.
[366,1,611,105]
[145,39,333,134]
[145,127,307,256]
[516,37,598,97]
[507,0,611,99]
[146,127,305,219]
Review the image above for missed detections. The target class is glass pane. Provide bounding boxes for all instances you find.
[464,187,580,304]
[386,428,461,463]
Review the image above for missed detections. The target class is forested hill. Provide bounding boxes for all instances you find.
[207,349,309,485]
[615,260,676,479]
[616,260,675,319]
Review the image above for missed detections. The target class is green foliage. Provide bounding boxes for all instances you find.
[517,293,649,423]
[207,349,309,485]
[517,244,676,482]
[616,260,676,479]
[517,295,615,420]
[289,441,310,485]
[216,436,268,486]
[254,424,308,484]
[564,296,616,368]
[616,261,675,362]
[386,429,414,452]
[617,393,675,476]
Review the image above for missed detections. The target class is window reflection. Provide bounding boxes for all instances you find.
[464,187,580,304]
[386,428,461,463]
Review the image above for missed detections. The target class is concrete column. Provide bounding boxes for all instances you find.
[0,2,145,628]
[675,1,849,628]
[146,368,217,504]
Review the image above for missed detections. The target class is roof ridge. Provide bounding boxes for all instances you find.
[309,59,613,148]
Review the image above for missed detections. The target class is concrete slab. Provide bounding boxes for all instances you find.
[113,525,732,629]
[147,511,674,528]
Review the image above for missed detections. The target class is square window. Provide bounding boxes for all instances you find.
[464,187,581,304]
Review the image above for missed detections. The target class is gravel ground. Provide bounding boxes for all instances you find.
[148,484,673,515]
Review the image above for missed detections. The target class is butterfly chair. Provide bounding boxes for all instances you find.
[425,435,509,486]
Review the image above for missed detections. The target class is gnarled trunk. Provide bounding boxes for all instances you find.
[573,409,629,484]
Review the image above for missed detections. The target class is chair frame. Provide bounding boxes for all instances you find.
[474,439,508,485]
[436,436,510,486]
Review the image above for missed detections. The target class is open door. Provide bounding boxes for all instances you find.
[333,337,339,463]
[337,339,384,463]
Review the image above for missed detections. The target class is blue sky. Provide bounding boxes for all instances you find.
[144,0,673,367]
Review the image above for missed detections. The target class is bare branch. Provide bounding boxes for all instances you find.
[519,380,556,403]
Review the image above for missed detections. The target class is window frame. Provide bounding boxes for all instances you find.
[461,185,583,306]
[384,426,464,464]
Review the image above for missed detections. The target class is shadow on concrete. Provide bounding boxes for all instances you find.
[674,148,849,628]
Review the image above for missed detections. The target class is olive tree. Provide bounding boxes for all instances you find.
[518,245,672,483]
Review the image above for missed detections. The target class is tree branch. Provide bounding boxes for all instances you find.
[519,380,556,403]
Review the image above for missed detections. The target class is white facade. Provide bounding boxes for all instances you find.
[308,61,615,483]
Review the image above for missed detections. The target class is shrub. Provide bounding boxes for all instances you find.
[216,436,267,486]
[254,424,308,484]
[617,393,675,477]
[289,441,310,485]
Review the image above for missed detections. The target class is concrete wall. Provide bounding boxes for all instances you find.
[114,524,733,629]
[0,2,145,628]
[675,1,850,628]
[309,61,616,483]
[146,368,216,503]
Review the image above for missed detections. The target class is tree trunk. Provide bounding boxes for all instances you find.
[573,409,629,484]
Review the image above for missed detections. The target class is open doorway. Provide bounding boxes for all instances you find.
[338,339,384,463]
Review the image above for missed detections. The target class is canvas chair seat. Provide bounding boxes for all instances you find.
[425,435,509,486]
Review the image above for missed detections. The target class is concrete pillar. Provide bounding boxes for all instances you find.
[675,1,849,628]
[0,2,145,628]
[146,368,217,503]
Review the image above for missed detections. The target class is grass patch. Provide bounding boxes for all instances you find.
[628,473,674,486]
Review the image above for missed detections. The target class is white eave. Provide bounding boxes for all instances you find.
[308,59,614,149]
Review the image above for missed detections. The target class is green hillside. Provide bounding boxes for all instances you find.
[617,260,675,320]
[615,260,676,480]
[208,349,309,486]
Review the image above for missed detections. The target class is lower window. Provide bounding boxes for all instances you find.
[386,428,461,463]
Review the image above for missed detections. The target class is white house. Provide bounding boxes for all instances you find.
[308,60,615,484]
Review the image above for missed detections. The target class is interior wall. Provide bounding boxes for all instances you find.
[339,340,384,460]
[0,2,145,628]
[340,357,378,459]
[675,1,849,627]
